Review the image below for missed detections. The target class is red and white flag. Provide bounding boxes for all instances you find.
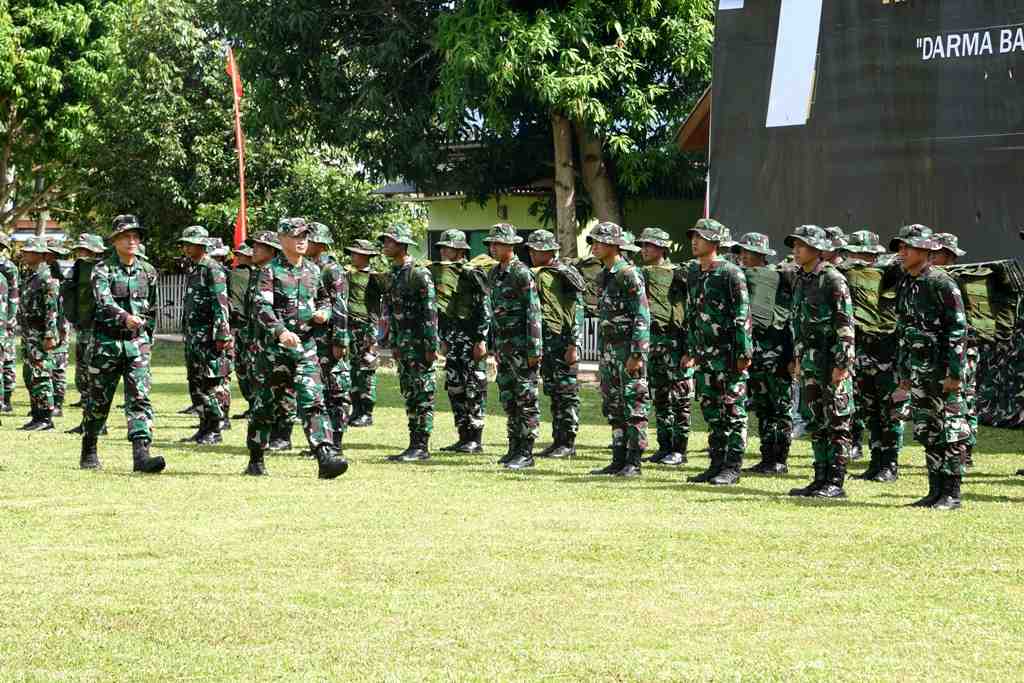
[226,47,247,248]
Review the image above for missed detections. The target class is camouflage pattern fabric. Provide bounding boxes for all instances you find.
[852,336,907,458]
[313,251,352,435]
[65,258,97,400]
[242,261,295,435]
[346,265,384,418]
[439,260,490,435]
[745,265,794,449]
[183,254,233,423]
[598,259,651,451]
[19,262,60,412]
[48,261,70,407]
[536,259,584,442]
[0,255,18,396]
[642,262,692,449]
[228,264,254,405]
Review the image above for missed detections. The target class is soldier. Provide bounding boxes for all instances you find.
[177,226,233,445]
[228,242,254,418]
[0,233,18,413]
[786,225,856,499]
[0,260,7,422]
[42,239,72,418]
[307,221,351,448]
[620,230,641,263]
[733,233,795,475]
[635,227,692,467]
[62,234,106,434]
[681,219,753,485]
[379,223,438,462]
[435,229,490,454]
[822,227,847,266]
[243,217,348,478]
[78,215,165,473]
[527,229,584,459]
[17,238,59,431]
[889,224,969,509]
[345,239,383,427]
[483,224,541,469]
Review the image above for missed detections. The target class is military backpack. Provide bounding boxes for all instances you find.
[532,263,586,336]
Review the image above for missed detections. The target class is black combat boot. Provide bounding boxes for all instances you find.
[20,409,54,431]
[455,427,483,454]
[231,408,250,419]
[710,453,741,486]
[195,417,222,445]
[930,472,962,511]
[79,434,101,470]
[440,426,468,452]
[688,451,723,483]
[591,443,627,475]
[536,428,559,458]
[659,436,688,467]
[243,447,267,476]
[909,470,943,507]
[2,391,12,413]
[646,432,673,464]
[870,450,899,482]
[180,414,207,443]
[505,438,536,470]
[349,403,373,427]
[1016,468,1024,477]
[813,459,848,499]
[854,450,882,480]
[548,430,575,459]
[131,439,166,474]
[762,441,790,475]
[399,433,430,462]
[178,404,199,415]
[315,444,349,479]
[743,443,774,474]
[66,422,84,434]
[69,399,83,408]
[789,462,827,496]
[498,437,518,465]
[615,448,643,478]
[267,424,293,451]
[387,436,416,462]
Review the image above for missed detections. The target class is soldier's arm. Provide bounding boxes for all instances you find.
[939,276,968,380]
[209,264,233,343]
[894,280,911,382]
[7,265,19,324]
[255,266,287,341]
[415,266,439,353]
[628,269,651,357]
[681,265,695,356]
[829,272,856,371]
[91,262,129,326]
[522,266,543,359]
[43,277,60,342]
[572,288,585,349]
[731,268,754,361]
[331,267,350,348]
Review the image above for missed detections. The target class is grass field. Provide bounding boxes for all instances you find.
[2,341,1024,681]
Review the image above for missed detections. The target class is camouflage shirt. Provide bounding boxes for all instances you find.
[487,256,542,359]
[681,258,753,371]
[0,273,7,339]
[91,254,157,346]
[385,257,438,357]
[20,262,59,343]
[895,263,967,381]
[0,256,19,333]
[314,252,349,348]
[597,258,650,356]
[253,253,329,345]
[183,255,232,343]
[791,261,856,373]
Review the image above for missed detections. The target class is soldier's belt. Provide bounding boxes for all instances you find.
[97,325,141,340]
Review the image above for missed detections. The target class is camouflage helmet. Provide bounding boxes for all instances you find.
[73,233,106,254]
[526,229,558,252]
[731,232,776,257]
[586,221,625,247]
[889,224,939,252]
[250,231,281,250]
[635,227,672,249]
[234,242,254,257]
[345,239,380,256]
[784,225,832,251]
[436,229,470,250]
[21,236,51,254]
[687,218,730,243]
[46,238,70,256]
[277,217,310,237]
[177,225,210,246]
[482,223,523,245]
[207,237,229,258]
[377,222,418,246]
[621,231,641,253]
[308,221,333,245]
[111,214,145,238]
[934,232,966,257]
[842,230,886,255]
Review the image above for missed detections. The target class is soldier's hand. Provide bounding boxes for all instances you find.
[680,355,694,370]
[332,345,347,360]
[736,357,751,372]
[125,315,144,331]
[312,310,329,324]
[626,354,643,376]
[472,341,487,362]
[789,360,800,378]
[564,345,578,366]
[278,330,301,348]
[527,356,540,369]
[831,367,850,385]
[942,376,962,394]
[43,338,56,351]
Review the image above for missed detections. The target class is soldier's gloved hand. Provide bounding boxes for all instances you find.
[278,330,301,348]
[312,310,329,324]
[736,356,751,372]
[625,354,642,376]
[125,315,144,331]
[527,356,540,369]
[942,377,961,394]
[472,342,487,362]
[43,338,56,351]
[564,345,578,366]
[831,367,850,385]
[332,345,347,360]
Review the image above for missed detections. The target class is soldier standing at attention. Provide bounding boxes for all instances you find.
[178,226,233,445]
[380,223,439,462]
[228,242,254,418]
[0,233,18,413]
[79,215,165,473]
[63,234,106,434]
[681,219,753,485]
[891,224,970,510]
[786,225,856,499]
[436,229,490,455]
[527,229,584,459]
[588,222,651,477]
[243,218,348,478]
[345,239,383,427]
[44,239,71,418]
[18,238,60,432]
[636,227,692,467]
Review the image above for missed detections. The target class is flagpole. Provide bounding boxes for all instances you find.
[226,47,247,248]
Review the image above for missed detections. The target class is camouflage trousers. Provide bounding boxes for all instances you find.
[396,355,436,439]
[233,329,253,406]
[695,366,747,467]
[748,361,793,448]
[22,335,54,412]
[496,351,540,443]
[599,344,649,453]
[909,365,971,476]
[1,337,15,395]
[74,328,93,398]
[185,340,231,422]
[317,340,352,435]
[540,331,579,441]
[963,343,979,447]
[799,369,854,466]
[246,342,333,450]
[444,330,487,433]
[648,334,692,448]
[82,339,155,441]
[51,349,68,406]
[349,321,379,416]
[852,341,906,457]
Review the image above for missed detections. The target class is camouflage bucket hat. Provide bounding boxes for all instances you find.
[586,221,625,247]
[110,214,145,238]
[482,223,523,245]
[377,222,418,246]
[250,231,281,250]
[74,233,106,254]
[526,229,558,252]
[841,230,885,254]
[687,218,729,243]
[46,238,70,256]
[621,231,641,253]
[784,225,831,251]
[21,237,51,254]
[277,217,311,237]
[234,243,254,257]
[177,225,210,246]
[436,229,470,250]
[889,224,939,252]
[731,232,776,256]
[934,232,966,257]
[308,222,334,245]
[345,238,380,256]
[207,237,229,257]
[635,227,672,249]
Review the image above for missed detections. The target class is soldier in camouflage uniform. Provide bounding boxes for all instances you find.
[636,227,692,467]
[527,229,584,459]
[485,224,542,470]
[244,218,348,479]
[436,229,490,454]
[732,233,795,475]
[0,234,18,413]
[17,238,59,431]
[785,226,857,499]
[79,215,165,473]
[228,242,254,417]
[589,222,651,477]
[307,222,352,448]
[63,234,106,434]
[177,226,233,445]
[345,239,383,427]
[0,261,7,422]
[43,239,71,417]
[681,219,753,485]
[822,227,847,266]
[380,223,439,462]
[891,225,969,509]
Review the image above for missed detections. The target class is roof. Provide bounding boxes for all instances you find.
[676,86,711,152]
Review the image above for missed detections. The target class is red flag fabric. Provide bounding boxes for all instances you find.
[226,47,247,247]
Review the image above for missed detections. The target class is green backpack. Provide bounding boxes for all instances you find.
[346,266,384,323]
[946,262,1020,342]
[430,261,488,322]
[839,262,900,336]
[533,264,586,336]
[571,256,606,317]
[744,266,783,330]
[643,264,687,332]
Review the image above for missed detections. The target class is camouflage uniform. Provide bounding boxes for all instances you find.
[0,268,7,419]
[785,226,857,499]
[485,224,542,469]
[45,239,71,414]
[18,239,60,430]
[228,244,254,413]
[309,222,352,445]
[682,219,753,485]
[344,239,384,427]
[0,234,19,412]
[61,234,106,434]
[892,225,969,509]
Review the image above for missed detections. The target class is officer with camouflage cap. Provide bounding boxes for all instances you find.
[379,222,439,462]
[435,229,490,455]
[62,234,106,433]
[17,237,59,431]
[344,238,384,427]
[635,227,692,467]
[41,238,71,417]
[527,228,585,459]
[0,232,18,413]
[587,221,651,477]
[681,218,753,485]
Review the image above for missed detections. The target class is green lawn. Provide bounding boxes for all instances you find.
[2,341,1024,681]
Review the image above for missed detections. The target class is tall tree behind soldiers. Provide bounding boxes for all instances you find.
[0,234,18,413]
[62,234,106,434]
[18,238,60,432]
[344,239,384,427]
[228,243,254,418]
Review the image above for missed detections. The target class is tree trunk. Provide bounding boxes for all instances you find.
[551,111,578,258]
[574,123,622,226]
[34,175,48,236]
